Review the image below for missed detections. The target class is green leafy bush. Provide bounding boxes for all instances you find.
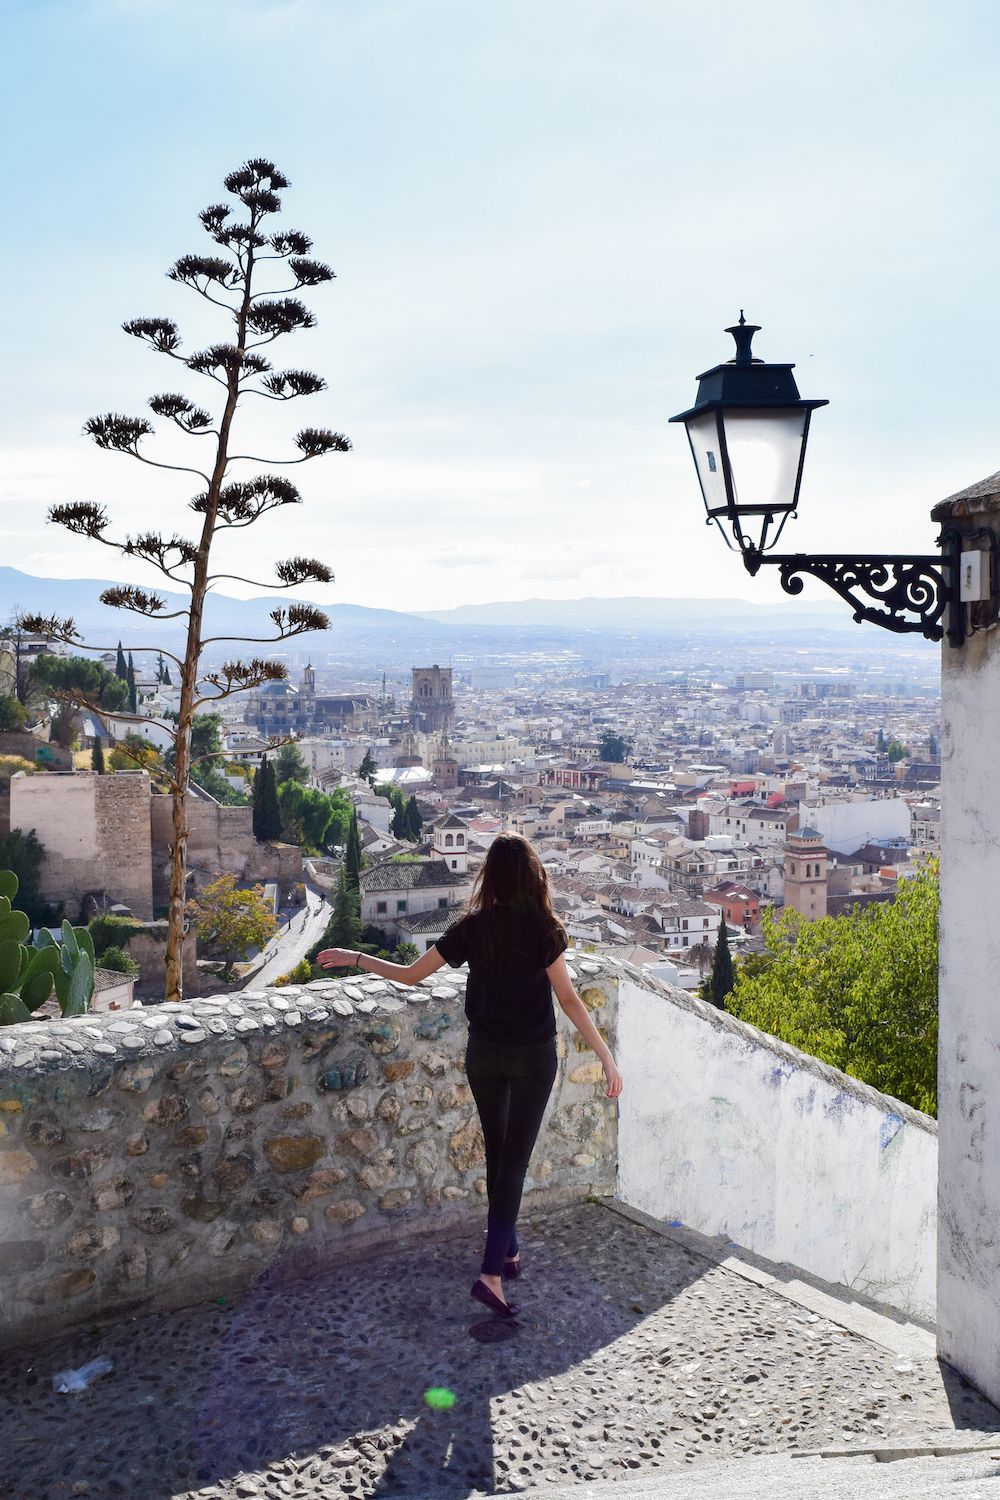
[97,945,140,978]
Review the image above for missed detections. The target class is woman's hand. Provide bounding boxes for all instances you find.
[603,1055,624,1099]
[317,948,357,970]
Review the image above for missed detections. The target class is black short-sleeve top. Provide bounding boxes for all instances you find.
[434,906,568,1045]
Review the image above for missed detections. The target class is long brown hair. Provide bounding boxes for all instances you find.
[466,833,565,950]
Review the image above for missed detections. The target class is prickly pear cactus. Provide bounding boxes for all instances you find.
[0,870,95,1024]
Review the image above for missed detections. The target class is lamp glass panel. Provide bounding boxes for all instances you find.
[721,408,808,515]
[685,409,729,514]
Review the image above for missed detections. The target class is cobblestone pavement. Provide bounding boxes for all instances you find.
[2,1202,998,1500]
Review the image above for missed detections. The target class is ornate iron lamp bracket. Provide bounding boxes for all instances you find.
[742,523,990,647]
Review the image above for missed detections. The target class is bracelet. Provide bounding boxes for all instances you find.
[354,952,363,970]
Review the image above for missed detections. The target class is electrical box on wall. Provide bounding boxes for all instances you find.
[960,551,990,603]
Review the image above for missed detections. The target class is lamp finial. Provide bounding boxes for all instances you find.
[726,313,761,367]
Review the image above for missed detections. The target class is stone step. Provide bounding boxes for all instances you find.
[408,1448,1000,1500]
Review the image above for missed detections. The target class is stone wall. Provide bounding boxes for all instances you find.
[9,771,154,920]
[150,794,303,907]
[0,958,617,1349]
[128,922,200,1000]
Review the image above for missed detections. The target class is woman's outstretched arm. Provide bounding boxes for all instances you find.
[316,945,447,986]
[547,954,624,1099]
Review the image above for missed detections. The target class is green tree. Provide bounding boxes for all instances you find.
[91,735,106,774]
[394,941,420,964]
[876,728,887,755]
[0,829,55,926]
[115,642,128,680]
[727,859,939,1114]
[0,695,26,731]
[358,747,378,785]
[598,730,632,764]
[32,653,129,715]
[403,795,423,842]
[21,159,348,1003]
[49,702,76,749]
[886,738,910,763]
[255,757,283,842]
[709,921,734,1009]
[187,873,277,981]
[273,739,309,785]
[126,653,138,715]
[308,867,361,966]
[928,732,939,760]
[345,806,362,889]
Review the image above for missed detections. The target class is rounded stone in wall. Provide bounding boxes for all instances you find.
[361,1018,402,1056]
[294,1167,346,1202]
[141,1095,189,1127]
[551,1100,605,1144]
[448,1117,485,1172]
[405,1138,439,1177]
[263,1135,326,1173]
[381,1059,416,1083]
[20,1190,74,1229]
[130,1206,176,1236]
[26,1115,65,1148]
[580,985,607,1013]
[356,1152,396,1191]
[325,1199,365,1225]
[228,1083,262,1115]
[379,1187,411,1213]
[212,1151,255,1193]
[91,1176,136,1212]
[50,1147,111,1181]
[249,1218,283,1246]
[258,1041,290,1072]
[375,1092,401,1124]
[437,1082,472,1111]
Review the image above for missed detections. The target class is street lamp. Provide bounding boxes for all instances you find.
[670,315,996,646]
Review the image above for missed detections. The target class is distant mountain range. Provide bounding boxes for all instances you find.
[415,594,848,630]
[1,569,929,671]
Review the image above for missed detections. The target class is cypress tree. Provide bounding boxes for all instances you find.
[115,641,127,679]
[251,762,263,838]
[256,758,283,842]
[92,735,106,774]
[345,807,362,889]
[710,921,735,1010]
[403,795,422,842]
[390,791,408,841]
[309,867,362,965]
[126,653,137,714]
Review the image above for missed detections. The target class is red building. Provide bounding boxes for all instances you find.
[704,880,761,933]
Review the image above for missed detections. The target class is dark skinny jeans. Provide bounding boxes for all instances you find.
[464,1033,558,1277]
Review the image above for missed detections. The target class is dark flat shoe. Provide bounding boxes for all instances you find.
[470,1279,519,1317]
[503,1255,521,1279]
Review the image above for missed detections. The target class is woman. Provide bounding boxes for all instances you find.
[318,832,623,1318]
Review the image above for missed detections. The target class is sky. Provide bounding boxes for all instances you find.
[3,0,1000,615]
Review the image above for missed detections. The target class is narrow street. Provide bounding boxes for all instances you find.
[245,884,331,989]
